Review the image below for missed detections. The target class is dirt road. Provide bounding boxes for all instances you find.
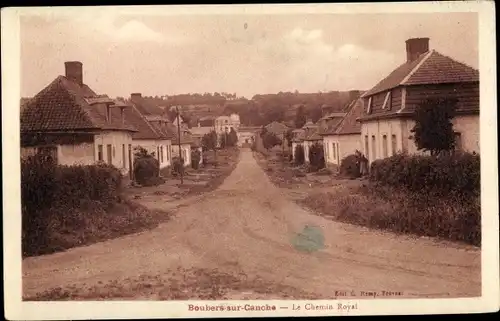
[23,149,481,300]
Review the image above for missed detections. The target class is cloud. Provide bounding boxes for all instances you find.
[71,13,168,43]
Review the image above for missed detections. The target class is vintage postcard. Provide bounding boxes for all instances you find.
[2,2,499,319]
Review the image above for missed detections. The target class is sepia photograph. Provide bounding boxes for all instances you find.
[2,2,498,319]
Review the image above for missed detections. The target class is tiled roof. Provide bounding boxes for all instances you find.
[265,121,290,135]
[190,127,213,137]
[167,123,193,145]
[332,99,363,135]
[404,51,479,85]
[303,128,322,141]
[123,104,163,140]
[291,129,305,142]
[318,117,344,136]
[21,76,136,132]
[131,96,167,116]
[362,50,479,97]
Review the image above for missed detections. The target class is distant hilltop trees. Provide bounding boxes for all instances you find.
[115,90,363,127]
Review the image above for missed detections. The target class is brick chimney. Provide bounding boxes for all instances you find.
[64,61,83,85]
[406,38,430,62]
[131,93,142,100]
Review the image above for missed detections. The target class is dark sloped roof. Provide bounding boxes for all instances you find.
[167,123,193,145]
[332,99,363,135]
[123,104,162,140]
[131,96,167,116]
[265,121,290,135]
[21,76,135,132]
[362,50,479,97]
[404,51,479,85]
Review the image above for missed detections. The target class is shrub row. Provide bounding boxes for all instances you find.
[302,185,480,246]
[369,152,480,196]
[22,156,123,213]
[21,155,124,257]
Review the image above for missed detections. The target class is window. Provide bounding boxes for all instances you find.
[98,144,103,161]
[382,135,388,158]
[122,144,126,168]
[332,142,336,159]
[112,146,115,157]
[391,134,397,155]
[382,91,392,110]
[106,144,112,165]
[367,97,373,114]
[371,135,376,161]
[160,146,164,163]
[454,132,463,151]
[336,144,340,163]
[364,135,369,161]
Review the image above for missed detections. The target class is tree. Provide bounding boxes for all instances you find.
[228,128,238,147]
[219,132,228,149]
[308,142,325,171]
[284,128,294,148]
[201,130,217,152]
[411,97,458,156]
[262,131,281,150]
[294,144,305,165]
[295,105,307,128]
[309,105,323,123]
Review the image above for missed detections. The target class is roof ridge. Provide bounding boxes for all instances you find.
[401,50,434,84]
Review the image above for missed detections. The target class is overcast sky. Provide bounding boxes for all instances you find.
[20,10,478,99]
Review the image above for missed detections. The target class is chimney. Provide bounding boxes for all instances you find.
[64,61,83,85]
[131,93,142,100]
[406,38,430,62]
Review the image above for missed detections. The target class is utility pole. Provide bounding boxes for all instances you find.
[175,105,183,185]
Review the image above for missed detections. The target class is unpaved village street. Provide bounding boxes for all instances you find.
[23,149,481,300]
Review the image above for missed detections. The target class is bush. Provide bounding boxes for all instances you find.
[294,144,305,165]
[171,156,185,176]
[21,156,124,256]
[133,155,160,186]
[308,142,325,172]
[369,152,480,196]
[191,149,201,170]
[340,154,361,179]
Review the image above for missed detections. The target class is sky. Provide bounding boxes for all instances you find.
[20,9,478,99]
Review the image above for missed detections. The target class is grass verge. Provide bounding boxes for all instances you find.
[23,199,172,258]
[299,184,480,247]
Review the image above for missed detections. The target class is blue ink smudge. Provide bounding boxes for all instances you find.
[292,225,325,253]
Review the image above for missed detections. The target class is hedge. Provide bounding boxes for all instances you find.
[21,155,123,256]
[369,152,480,196]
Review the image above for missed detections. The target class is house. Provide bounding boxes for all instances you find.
[358,38,480,165]
[291,128,305,160]
[290,120,321,163]
[321,98,364,167]
[20,61,137,177]
[265,121,290,142]
[169,121,194,167]
[215,114,240,135]
[128,93,173,169]
[237,126,261,147]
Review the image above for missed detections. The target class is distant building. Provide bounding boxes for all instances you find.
[128,93,173,169]
[321,98,363,167]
